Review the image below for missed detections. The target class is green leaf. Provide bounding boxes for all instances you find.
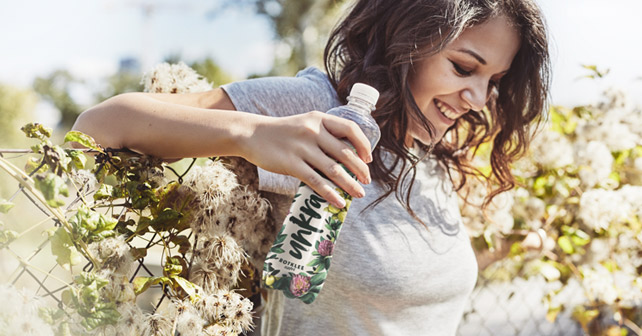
[34,173,69,208]
[94,184,114,201]
[38,307,65,325]
[172,276,201,301]
[307,258,322,267]
[0,199,14,213]
[171,235,191,255]
[24,157,48,175]
[274,233,286,245]
[130,247,147,260]
[21,123,52,140]
[63,131,104,153]
[0,229,19,247]
[132,276,166,295]
[65,149,87,170]
[163,256,185,277]
[68,205,118,242]
[299,291,317,304]
[309,272,327,286]
[49,228,83,269]
[151,208,182,232]
[557,236,574,254]
[571,229,591,247]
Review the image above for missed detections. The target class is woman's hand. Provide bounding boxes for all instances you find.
[241,111,373,208]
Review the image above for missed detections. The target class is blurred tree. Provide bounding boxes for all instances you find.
[190,58,233,86]
[0,84,37,147]
[213,0,347,76]
[93,70,144,103]
[32,70,82,131]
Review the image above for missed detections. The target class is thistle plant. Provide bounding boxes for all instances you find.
[0,62,277,335]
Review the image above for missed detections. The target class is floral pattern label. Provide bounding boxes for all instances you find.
[262,182,351,304]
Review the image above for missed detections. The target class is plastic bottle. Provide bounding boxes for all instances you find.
[262,83,380,304]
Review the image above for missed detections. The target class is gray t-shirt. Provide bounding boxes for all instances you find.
[222,67,478,336]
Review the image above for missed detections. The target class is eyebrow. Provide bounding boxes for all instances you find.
[456,48,486,65]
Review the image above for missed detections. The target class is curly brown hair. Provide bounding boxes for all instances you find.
[324,0,551,220]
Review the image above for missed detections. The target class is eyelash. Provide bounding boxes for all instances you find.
[451,61,472,76]
[451,60,500,91]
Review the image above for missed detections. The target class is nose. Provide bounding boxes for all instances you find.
[461,81,489,112]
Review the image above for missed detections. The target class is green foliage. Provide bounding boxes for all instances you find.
[32,70,83,130]
[34,173,69,207]
[49,227,83,270]
[0,125,211,332]
[93,70,144,103]
[64,131,104,153]
[466,85,642,334]
[190,58,233,86]
[62,272,120,331]
[0,84,37,147]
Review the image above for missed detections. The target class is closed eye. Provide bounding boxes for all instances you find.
[450,61,472,76]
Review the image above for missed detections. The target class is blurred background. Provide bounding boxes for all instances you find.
[1,0,641,134]
[1,1,641,335]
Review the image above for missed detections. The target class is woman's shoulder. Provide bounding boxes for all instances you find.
[221,67,340,117]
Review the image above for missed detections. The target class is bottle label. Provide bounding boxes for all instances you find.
[262,183,352,304]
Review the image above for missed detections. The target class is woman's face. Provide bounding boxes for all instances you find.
[407,15,521,147]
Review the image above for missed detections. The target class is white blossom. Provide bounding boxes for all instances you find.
[530,129,574,168]
[0,285,54,336]
[580,265,619,305]
[459,178,514,236]
[578,188,634,231]
[574,140,613,188]
[142,62,212,94]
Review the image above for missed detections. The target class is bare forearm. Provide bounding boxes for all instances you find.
[72,91,256,159]
[72,89,374,208]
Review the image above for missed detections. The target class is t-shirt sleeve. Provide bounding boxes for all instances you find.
[221,67,341,195]
[221,67,340,118]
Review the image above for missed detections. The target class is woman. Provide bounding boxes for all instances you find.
[73,0,550,334]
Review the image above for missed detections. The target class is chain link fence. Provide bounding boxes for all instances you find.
[458,267,585,336]
[0,151,589,335]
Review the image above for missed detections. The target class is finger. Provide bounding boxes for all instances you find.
[295,163,350,209]
[322,116,373,163]
[318,131,371,185]
[304,149,366,200]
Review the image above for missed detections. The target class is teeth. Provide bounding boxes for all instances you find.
[435,100,458,120]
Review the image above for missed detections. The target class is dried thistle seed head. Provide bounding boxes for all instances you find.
[140,313,173,336]
[142,62,212,94]
[89,235,135,276]
[0,285,54,336]
[183,160,239,206]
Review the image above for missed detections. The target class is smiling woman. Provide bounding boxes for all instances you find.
[72,0,551,334]
[407,15,521,146]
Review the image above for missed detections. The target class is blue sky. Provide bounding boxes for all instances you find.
[1,0,641,112]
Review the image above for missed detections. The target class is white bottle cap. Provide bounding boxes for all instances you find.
[350,83,380,106]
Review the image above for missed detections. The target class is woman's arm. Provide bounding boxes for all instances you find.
[71,89,373,207]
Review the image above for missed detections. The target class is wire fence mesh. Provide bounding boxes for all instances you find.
[0,150,594,335]
[457,267,585,336]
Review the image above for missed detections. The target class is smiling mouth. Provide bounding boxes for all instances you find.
[434,99,459,121]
